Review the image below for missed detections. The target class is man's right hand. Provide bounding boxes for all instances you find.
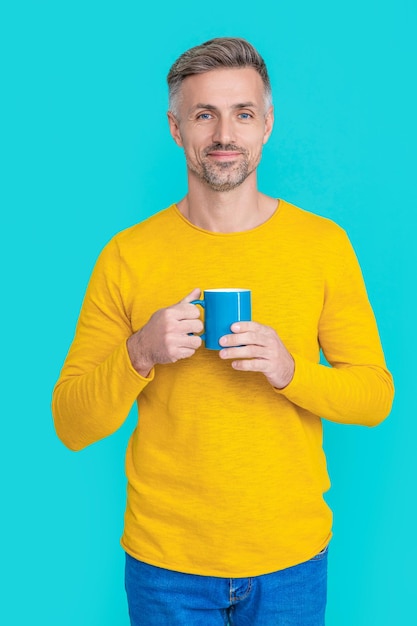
[127,288,203,377]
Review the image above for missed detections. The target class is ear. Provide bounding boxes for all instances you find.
[262,106,274,145]
[167,112,184,147]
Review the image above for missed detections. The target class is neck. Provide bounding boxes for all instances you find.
[177,173,277,233]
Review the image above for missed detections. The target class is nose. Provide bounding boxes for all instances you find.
[212,115,235,146]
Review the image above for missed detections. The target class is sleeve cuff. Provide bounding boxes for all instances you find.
[122,339,156,385]
[273,353,310,399]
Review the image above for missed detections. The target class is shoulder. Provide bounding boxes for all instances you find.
[112,205,176,247]
[97,205,177,258]
[91,205,177,271]
[277,200,360,277]
[281,200,344,233]
[280,199,351,248]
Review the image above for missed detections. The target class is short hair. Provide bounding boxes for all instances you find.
[167,37,272,117]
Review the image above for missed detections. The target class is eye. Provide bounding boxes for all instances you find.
[238,112,252,120]
[197,113,213,120]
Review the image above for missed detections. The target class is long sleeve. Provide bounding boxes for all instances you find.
[276,230,394,425]
[51,201,395,578]
[52,238,154,451]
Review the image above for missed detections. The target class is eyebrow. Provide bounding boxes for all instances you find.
[190,101,258,112]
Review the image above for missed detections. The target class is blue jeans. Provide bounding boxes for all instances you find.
[125,546,328,625]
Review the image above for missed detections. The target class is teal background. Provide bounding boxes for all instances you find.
[1,1,415,623]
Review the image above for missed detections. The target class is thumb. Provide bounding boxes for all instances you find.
[181,288,202,304]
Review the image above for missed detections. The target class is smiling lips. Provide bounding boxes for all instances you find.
[207,150,242,161]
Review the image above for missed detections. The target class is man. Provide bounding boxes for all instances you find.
[53,38,394,625]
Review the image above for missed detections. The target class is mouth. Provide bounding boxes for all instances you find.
[206,150,242,162]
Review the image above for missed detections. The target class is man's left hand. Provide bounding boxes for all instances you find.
[219,321,295,390]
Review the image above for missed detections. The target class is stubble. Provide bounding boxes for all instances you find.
[186,143,259,192]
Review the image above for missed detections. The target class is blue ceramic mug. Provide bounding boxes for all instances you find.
[191,289,252,350]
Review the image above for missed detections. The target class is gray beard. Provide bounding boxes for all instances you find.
[186,145,255,192]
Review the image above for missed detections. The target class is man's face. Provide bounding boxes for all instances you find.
[168,68,273,192]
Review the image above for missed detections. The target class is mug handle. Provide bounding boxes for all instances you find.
[190,299,205,340]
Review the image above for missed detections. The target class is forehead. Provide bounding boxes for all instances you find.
[179,67,266,111]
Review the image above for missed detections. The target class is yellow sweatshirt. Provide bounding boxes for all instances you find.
[52,200,394,577]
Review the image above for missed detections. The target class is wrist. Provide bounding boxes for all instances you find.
[127,334,154,378]
[274,355,295,390]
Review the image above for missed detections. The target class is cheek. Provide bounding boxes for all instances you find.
[181,143,204,168]
[182,136,208,160]
[247,135,266,157]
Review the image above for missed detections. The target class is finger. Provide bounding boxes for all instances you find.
[231,358,267,372]
[219,331,263,349]
[179,333,202,350]
[180,288,202,304]
[219,344,262,360]
[230,321,259,334]
[183,318,204,334]
[177,346,201,360]
[174,301,203,321]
